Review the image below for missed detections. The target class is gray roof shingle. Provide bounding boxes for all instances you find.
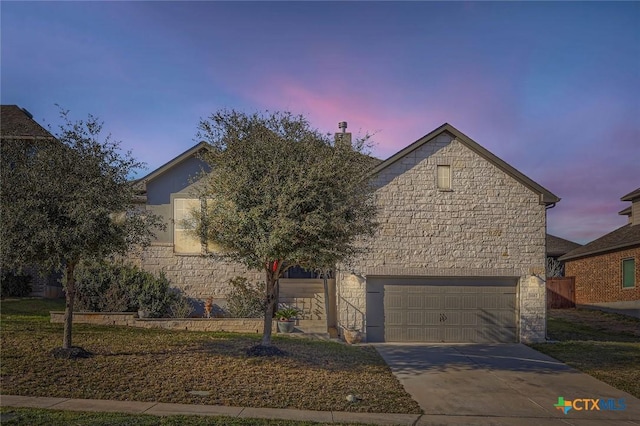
[559,224,640,261]
[547,234,582,257]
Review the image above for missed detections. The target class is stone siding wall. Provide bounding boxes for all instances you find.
[337,134,548,342]
[132,243,262,306]
[565,247,640,304]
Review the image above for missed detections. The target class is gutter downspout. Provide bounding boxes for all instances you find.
[544,199,556,340]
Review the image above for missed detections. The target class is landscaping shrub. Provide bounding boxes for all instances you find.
[74,261,135,312]
[0,271,33,297]
[74,260,176,317]
[225,276,265,318]
[130,271,174,318]
[168,291,195,318]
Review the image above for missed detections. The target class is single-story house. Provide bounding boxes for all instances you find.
[546,234,581,277]
[560,188,640,309]
[133,123,560,343]
[0,105,64,298]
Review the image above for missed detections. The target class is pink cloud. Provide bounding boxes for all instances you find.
[234,74,435,159]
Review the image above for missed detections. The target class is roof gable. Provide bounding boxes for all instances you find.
[0,105,54,140]
[559,224,640,261]
[621,187,640,202]
[547,234,582,257]
[369,123,560,205]
[136,141,210,188]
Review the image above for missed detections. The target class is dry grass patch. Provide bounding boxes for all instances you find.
[0,299,420,414]
[530,308,640,398]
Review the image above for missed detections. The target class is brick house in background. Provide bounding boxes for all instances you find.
[560,188,640,309]
[546,234,581,277]
[0,105,64,298]
[134,123,560,343]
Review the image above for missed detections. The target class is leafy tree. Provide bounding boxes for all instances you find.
[0,108,163,352]
[192,110,378,347]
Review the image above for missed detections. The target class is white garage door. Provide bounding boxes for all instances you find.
[366,277,517,343]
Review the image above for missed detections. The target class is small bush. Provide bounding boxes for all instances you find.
[74,261,137,312]
[0,271,33,297]
[226,276,265,318]
[130,271,175,317]
[74,260,176,317]
[169,292,194,318]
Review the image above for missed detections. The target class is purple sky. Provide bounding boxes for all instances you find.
[2,2,638,245]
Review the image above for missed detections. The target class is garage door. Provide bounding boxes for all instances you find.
[366,277,517,343]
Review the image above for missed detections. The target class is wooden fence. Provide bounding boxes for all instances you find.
[546,277,576,309]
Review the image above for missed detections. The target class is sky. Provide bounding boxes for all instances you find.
[1,1,638,245]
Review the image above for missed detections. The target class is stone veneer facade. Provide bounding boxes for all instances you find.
[132,243,262,306]
[336,133,548,343]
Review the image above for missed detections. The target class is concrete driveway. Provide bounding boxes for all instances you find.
[375,343,640,425]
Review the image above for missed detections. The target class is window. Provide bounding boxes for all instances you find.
[622,258,636,288]
[437,165,451,190]
[174,198,223,254]
[174,198,202,254]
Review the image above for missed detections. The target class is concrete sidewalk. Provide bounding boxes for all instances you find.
[4,394,640,425]
[1,395,419,425]
[5,395,640,426]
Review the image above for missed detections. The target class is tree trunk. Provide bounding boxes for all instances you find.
[322,268,330,327]
[261,270,277,347]
[62,261,77,349]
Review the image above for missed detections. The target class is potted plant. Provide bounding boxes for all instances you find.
[204,297,214,318]
[275,306,299,333]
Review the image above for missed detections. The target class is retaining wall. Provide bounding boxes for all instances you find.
[50,311,272,333]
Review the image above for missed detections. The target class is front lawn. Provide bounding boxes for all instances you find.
[530,308,640,398]
[0,299,420,414]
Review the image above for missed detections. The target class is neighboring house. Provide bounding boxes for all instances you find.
[546,234,582,277]
[560,188,640,308]
[0,105,63,298]
[134,123,559,343]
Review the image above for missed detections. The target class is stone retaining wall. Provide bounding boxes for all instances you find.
[50,312,137,326]
[50,311,272,333]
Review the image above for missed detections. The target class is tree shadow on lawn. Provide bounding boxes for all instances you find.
[92,334,383,373]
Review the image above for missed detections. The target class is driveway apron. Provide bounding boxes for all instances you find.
[375,343,640,425]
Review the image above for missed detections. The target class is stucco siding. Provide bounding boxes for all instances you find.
[337,134,548,342]
[146,156,207,205]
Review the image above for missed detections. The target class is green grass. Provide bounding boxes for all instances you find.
[530,309,640,398]
[0,299,420,414]
[0,407,370,426]
[1,298,66,318]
